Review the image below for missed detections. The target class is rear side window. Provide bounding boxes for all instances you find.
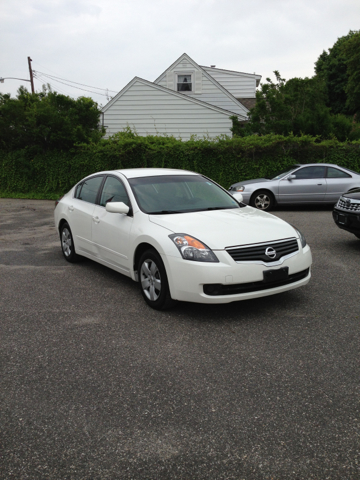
[326,167,351,178]
[76,176,104,204]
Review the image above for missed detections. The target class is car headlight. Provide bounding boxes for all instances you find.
[233,185,245,192]
[292,226,307,248]
[169,234,219,262]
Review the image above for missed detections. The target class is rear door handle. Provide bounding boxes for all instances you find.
[68,205,74,212]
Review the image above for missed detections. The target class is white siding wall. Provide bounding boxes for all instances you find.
[156,66,247,116]
[202,67,257,98]
[103,80,233,140]
[191,75,248,116]
[157,77,167,88]
[157,60,202,93]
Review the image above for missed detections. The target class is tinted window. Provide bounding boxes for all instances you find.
[77,176,103,204]
[326,167,351,178]
[100,176,130,207]
[294,166,326,179]
[74,183,82,199]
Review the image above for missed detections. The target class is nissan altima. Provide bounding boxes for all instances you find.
[54,168,312,309]
[228,163,360,211]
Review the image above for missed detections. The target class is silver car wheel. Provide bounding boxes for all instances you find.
[140,258,162,302]
[254,193,271,210]
[61,227,72,257]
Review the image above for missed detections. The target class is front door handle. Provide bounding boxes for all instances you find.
[93,216,100,224]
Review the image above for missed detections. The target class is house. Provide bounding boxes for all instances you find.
[102,53,261,140]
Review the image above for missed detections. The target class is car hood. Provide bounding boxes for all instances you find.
[149,207,297,249]
[230,178,271,188]
[343,188,360,200]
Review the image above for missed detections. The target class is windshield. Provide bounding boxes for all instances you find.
[128,175,240,214]
[270,166,299,180]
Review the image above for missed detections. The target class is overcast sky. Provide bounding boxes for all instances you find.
[1,0,359,107]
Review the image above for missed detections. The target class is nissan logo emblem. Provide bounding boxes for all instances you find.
[265,247,277,259]
[345,199,352,206]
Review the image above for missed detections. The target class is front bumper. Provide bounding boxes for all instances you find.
[230,191,252,204]
[333,208,360,235]
[162,243,312,304]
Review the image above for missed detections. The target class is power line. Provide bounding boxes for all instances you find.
[32,60,117,94]
[32,60,118,94]
[33,71,112,98]
[34,70,117,94]
[32,60,69,78]
[30,59,116,101]
[33,73,74,97]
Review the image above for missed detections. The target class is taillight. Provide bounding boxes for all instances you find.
[55,196,64,208]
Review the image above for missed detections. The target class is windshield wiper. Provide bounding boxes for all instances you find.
[148,210,183,215]
[205,206,236,211]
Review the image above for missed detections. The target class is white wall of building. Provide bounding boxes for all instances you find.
[103,79,234,140]
[202,66,261,99]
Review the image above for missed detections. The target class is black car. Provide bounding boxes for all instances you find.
[333,188,360,239]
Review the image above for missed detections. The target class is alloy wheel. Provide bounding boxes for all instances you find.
[61,227,72,257]
[140,259,162,301]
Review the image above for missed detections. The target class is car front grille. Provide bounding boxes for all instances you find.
[203,268,310,296]
[337,198,360,212]
[226,238,299,263]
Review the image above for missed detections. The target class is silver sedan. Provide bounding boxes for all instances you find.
[228,163,360,210]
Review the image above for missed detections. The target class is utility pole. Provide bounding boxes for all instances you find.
[28,56,34,93]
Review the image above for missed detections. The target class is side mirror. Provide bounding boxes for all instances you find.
[232,192,244,203]
[106,202,130,214]
[287,174,296,180]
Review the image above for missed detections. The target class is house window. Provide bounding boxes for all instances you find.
[177,75,192,92]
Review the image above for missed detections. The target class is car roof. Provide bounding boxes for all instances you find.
[293,164,359,173]
[114,168,198,179]
[293,163,341,167]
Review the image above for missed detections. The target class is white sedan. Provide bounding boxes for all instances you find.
[54,168,312,309]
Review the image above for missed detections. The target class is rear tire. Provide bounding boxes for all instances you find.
[250,190,274,211]
[355,234,360,240]
[60,222,80,263]
[138,249,175,310]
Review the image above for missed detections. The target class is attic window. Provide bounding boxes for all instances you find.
[177,75,192,92]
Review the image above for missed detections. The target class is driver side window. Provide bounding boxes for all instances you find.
[100,176,130,207]
[294,166,326,179]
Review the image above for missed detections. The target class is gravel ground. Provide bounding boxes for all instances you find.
[1,198,359,479]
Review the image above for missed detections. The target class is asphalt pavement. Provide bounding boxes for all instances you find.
[1,198,359,479]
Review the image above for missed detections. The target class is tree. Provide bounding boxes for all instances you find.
[247,72,332,137]
[315,30,359,115]
[342,31,360,115]
[232,32,360,140]
[0,85,105,152]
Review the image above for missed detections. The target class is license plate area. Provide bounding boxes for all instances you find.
[263,267,289,283]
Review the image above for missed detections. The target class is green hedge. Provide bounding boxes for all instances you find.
[1,133,360,199]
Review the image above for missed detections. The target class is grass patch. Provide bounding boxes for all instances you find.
[0,191,62,200]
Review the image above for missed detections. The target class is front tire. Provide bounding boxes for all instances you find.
[250,190,274,211]
[138,249,174,310]
[60,222,80,263]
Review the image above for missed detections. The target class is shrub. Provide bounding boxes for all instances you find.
[1,132,359,198]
